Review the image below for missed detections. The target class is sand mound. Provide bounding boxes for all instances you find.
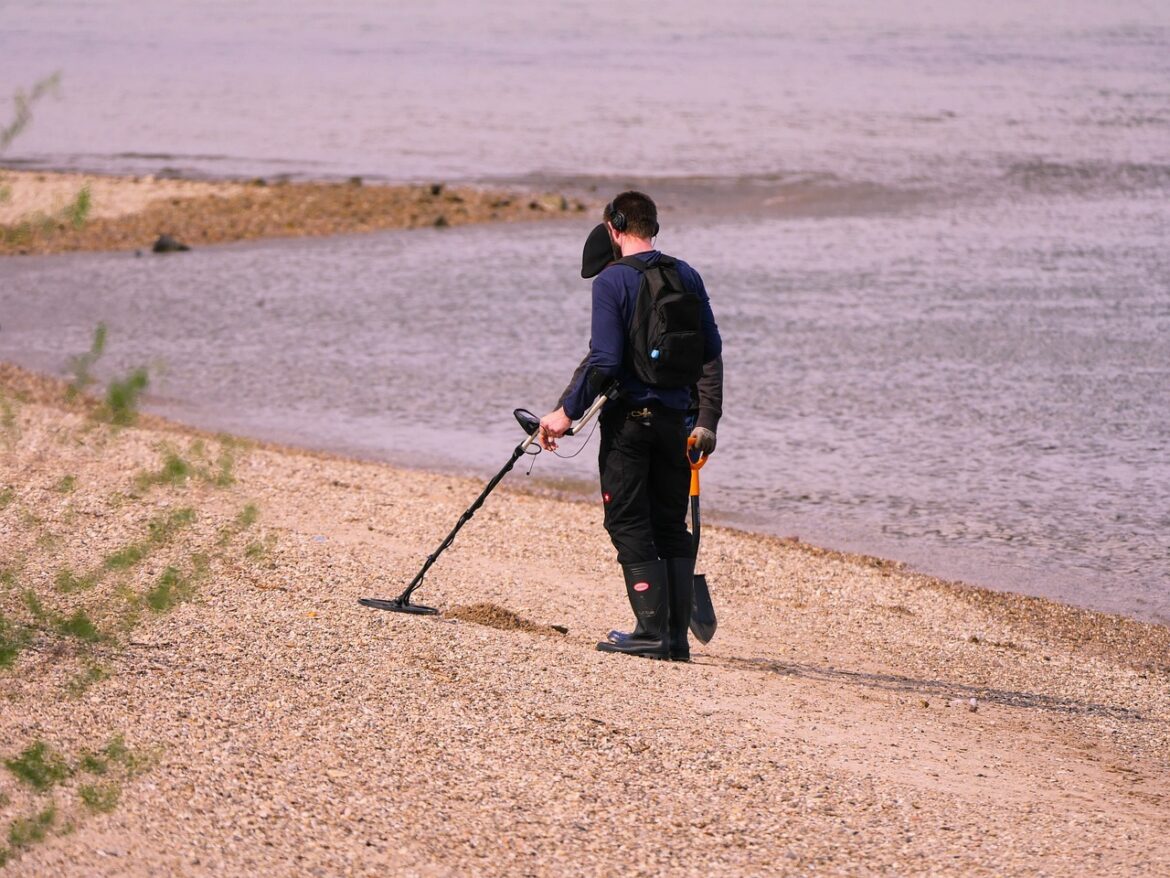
[446,602,566,636]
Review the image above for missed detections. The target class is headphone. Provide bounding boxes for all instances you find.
[606,200,659,236]
[606,200,627,232]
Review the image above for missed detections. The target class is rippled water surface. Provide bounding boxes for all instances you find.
[1,1,1168,621]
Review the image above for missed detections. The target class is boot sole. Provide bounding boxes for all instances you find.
[595,642,670,660]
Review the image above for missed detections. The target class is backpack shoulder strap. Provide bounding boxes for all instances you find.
[616,256,649,273]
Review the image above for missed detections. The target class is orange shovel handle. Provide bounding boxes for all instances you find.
[687,436,707,497]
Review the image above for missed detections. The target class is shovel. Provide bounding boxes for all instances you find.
[687,437,717,644]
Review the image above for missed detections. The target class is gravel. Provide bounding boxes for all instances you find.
[1,365,1167,876]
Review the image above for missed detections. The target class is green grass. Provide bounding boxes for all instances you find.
[54,608,104,642]
[55,566,99,593]
[66,662,110,697]
[66,185,91,230]
[22,589,49,624]
[101,735,151,775]
[79,748,109,776]
[134,450,193,490]
[148,506,196,543]
[101,367,149,426]
[0,394,17,446]
[35,530,61,551]
[1,73,60,151]
[0,568,17,590]
[135,442,238,491]
[218,502,260,546]
[0,611,31,668]
[78,781,120,813]
[144,566,195,613]
[4,742,72,792]
[6,804,57,850]
[102,506,196,572]
[66,323,107,400]
[0,486,14,509]
[54,474,78,493]
[102,542,148,571]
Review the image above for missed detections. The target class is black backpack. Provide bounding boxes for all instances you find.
[618,254,705,389]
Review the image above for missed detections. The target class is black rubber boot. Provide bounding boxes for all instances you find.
[604,620,646,647]
[666,556,695,662]
[596,560,670,660]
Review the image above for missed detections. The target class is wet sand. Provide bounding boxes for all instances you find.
[0,170,587,256]
[1,363,1167,876]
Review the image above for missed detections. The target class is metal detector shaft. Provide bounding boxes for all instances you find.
[392,439,530,607]
[361,380,620,614]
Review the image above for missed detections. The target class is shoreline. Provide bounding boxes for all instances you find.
[1,361,1168,875]
[0,168,590,256]
[6,358,1168,648]
[3,359,1167,669]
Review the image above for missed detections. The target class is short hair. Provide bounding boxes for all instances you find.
[604,191,658,239]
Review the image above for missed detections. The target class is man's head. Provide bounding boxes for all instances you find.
[604,191,659,241]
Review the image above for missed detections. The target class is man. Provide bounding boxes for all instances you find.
[539,191,722,661]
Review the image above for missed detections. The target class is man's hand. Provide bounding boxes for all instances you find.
[539,407,572,452]
[689,426,717,455]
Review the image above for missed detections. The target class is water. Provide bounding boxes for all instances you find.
[1,1,1168,622]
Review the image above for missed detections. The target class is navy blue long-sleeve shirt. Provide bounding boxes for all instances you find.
[561,250,722,420]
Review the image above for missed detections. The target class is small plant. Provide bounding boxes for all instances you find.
[218,502,259,546]
[6,804,57,850]
[78,781,120,813]
[22,589,50,624]
[66,185,91,229]
[55,608,103,642]
[148,507,196,543]
[244,533,277,563]
[66,323,107,400]
[0,486,14,509]
[135,450,193,489]
[1,73,60,151]
[0,612,31,668]
[102,506,196,572]
[237,503,259,528]
[78,750,107,775]
[55,567,98,593]
[101,735,152,775]
[103,542,147,571]
[4,742,71,792]
[101,366,149,426]
[144,566,194,613]
[0,568,17,590]
[67,662,110,697]
[136,442,239,491]
[0,394,17,446]
[54,474,78,493]
[214,447,236,487]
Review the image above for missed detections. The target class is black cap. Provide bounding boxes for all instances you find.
[581,223,613,278]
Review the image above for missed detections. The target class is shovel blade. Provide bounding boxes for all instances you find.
[689,573,717,644]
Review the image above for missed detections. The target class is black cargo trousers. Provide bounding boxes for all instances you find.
[598,402,693,564]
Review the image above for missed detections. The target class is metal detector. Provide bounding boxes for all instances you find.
[358,383,618,616]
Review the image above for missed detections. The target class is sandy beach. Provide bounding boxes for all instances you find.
[0,170,587,256]
[1,363,1167,876]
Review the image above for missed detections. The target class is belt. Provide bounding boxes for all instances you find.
[618,401,682,424]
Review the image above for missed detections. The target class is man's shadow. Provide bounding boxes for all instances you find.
[698,654,1146,722]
